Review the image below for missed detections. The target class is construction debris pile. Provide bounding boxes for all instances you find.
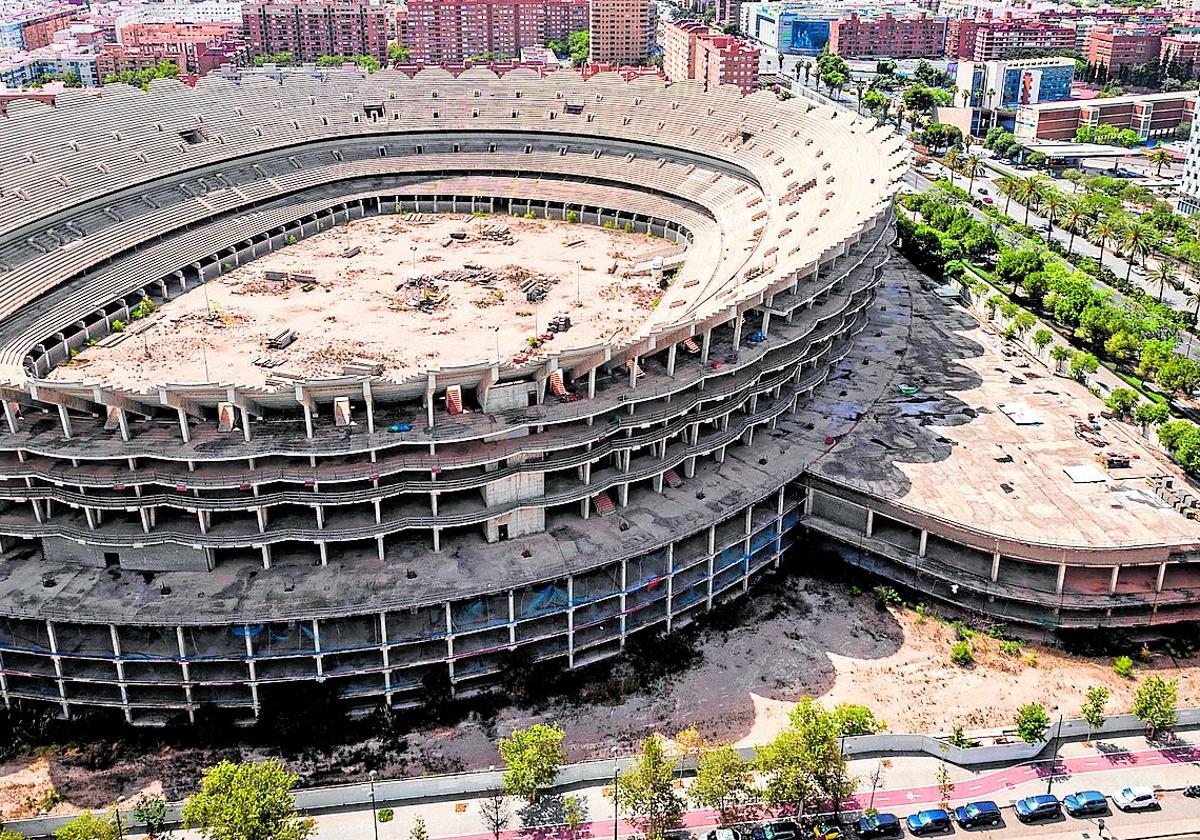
[395,263,556,311]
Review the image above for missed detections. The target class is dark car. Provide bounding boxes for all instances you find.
[752,823,800,840]
[1014,795,1061,822]
[1063,790,1108,817]
[854,813,902,839]
[907,809,952,835]
[954,801,1001,829]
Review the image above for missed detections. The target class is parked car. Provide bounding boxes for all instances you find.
[1063,791,1108,817]
[954,801,1001,829]
[977,187,989,195]
[982,196,994,204]
[706,830,743,840]
[1014,795,1061,822]
[812,823,844,840]
[752,822,800,840]
[854,813,902,839]
[906,809,952,835]
[1185,785,1200,799]
[1111,786,1159,811]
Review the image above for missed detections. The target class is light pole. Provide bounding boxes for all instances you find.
[370,770,380,840]
[410,244,418,274]
[575,260,581,305]
[611,745,620,840]
[115,795,125,840]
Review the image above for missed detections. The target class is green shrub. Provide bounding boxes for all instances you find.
[377,808,394,823]
[1015,702,1050,743]
[565,210,579,223]
[873,585,902,608]
[999,639,1025,657]
[1113,655,1135,679]
[111,319,126,332]
[950,640,974,667]
[524,210,537,219]
[623,221,634,233]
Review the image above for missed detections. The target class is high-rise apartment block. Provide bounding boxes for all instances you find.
[946,15,1075,62]
[589,0,651,65]
[663,19,758,95]
[0,3,76,51]
[829,12,947,59]
[405,0,586,64]
[243,0,389,61]
[1086,27,1163,74]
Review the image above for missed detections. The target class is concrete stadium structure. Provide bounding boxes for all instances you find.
[0,67,909,723]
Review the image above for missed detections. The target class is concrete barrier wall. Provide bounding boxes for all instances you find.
[10,709,1200,838]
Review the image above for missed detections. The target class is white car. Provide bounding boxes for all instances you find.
[1111,786,1159,811]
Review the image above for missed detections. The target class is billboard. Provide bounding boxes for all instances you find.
[782,16,829,55]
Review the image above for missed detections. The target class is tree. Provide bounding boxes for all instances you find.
[411,818,430,840]
[55,813,119,840]
[963,154,984,194]
[132,796,168,839]
[1016,176,1045,227]
[1081,685,1110,743]
[1147,146,1172,177]
[615,736,685,840]
[943,147,961,185]
[1157,355,1200,396]
[1092,216,1118,275]
[1105,388,1139,418]
[1014,703,1050,744]
[1061,200,1091,256]
[1070,351,1100,383]
[690,744,757,825]
[103,59,180,91]
[388,43,411,64]
[755,725,815,815]
[673,725,708,777]
[499,723,565,801]
[1132,675,1179,737]
[563,795,586,840]
[1134,401,1170,431]
[182,760,314,840]
[1041,190,1067,243]
[935,760,953,806]
[1033,328,1054,355]
[995,248,1044,297]
[790,697,856,817]
[1051,344,1072,372]
[1120,221,1156,285]
[478,791,511,840]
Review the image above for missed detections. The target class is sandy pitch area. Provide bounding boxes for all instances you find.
[53,216,668,388]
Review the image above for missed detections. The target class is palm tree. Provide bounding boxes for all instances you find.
[1015,176,1044,227]
[1151,261,1178,304]
[1146,146,1172,177]
[854,78,866,114]
[1041,190,1067,243]
[1121,221,1155,285]
[1092,216,1117,275]
[996,173,1019,214]
[944,147,961,186]
[1188,286,1200,354]
[1061,200,1091,256]
[964,154,984,194]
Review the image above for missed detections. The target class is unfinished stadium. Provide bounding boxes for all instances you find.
[7,67,1189,726]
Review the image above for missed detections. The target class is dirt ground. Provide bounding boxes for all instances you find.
[4,567,1200,820]
[52,215,667,388]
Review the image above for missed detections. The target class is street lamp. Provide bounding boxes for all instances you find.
[1045,713,1065,795]
[115,795,125,840]
[370,770,380,840]
[611,745,620,840]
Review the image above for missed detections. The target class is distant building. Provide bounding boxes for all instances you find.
[405,0,586,65]
[956,55,1074,133]
[0,2,76,51]
[242,0,390,62]
[828,12,946,59]
[1160,34,1200,75]
[946,14,1075,62]
[1085,27,1163,75]
[101,21,246,77]
[663,19,758,94]
[741,4,833,57]
[589,0,651,65]
[1015,90,1196,141]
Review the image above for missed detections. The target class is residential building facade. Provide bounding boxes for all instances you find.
[1086,27,1163,75]
[663,19,758,95]
[243,0,389,61]
[405,0,586,65]
[1015,91,1196,141]
[946,15,1075,62]
[589,0,651,65]
[828,12,946,59]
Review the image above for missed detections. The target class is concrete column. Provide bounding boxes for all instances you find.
[45,620,69,717]
[312,619,324,679]
[1156,562,1167,594]
[1055,563,1066,596]
[667,343,678,376]
[864,509,874,538]
[918,529,928,558]
[508,590,516,648]
[243,626,260,714]
[566,575,575,668]
[260,544,271,570]
[110,624,132,723]
[256,506,268,534]
[701,329,712,363]
[56,404,72,439]
[1108,564,1120,596]
[380,612,391,701]
[991,551,1001,583]
[176,626,195,723]
[665,544,675,632]
[318,542,328,565]
[588,368,597,399]
[176,408,190,444]
[628,357,639,389]
[732,315,743,348]
[618,558,628,647]
[2,399,17,433]
[444,602,456,685]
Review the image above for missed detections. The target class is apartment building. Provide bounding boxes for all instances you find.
[405,0,586,64]
[828,12,946,58]
[1086,27,1163,75]
[946,15,1075,62]
[0,2,76,51]
[1161,34,1200,73]
[663,19,758,94]
[243,0,389,61]
[104,21,246,76]
[589,0,651,65]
